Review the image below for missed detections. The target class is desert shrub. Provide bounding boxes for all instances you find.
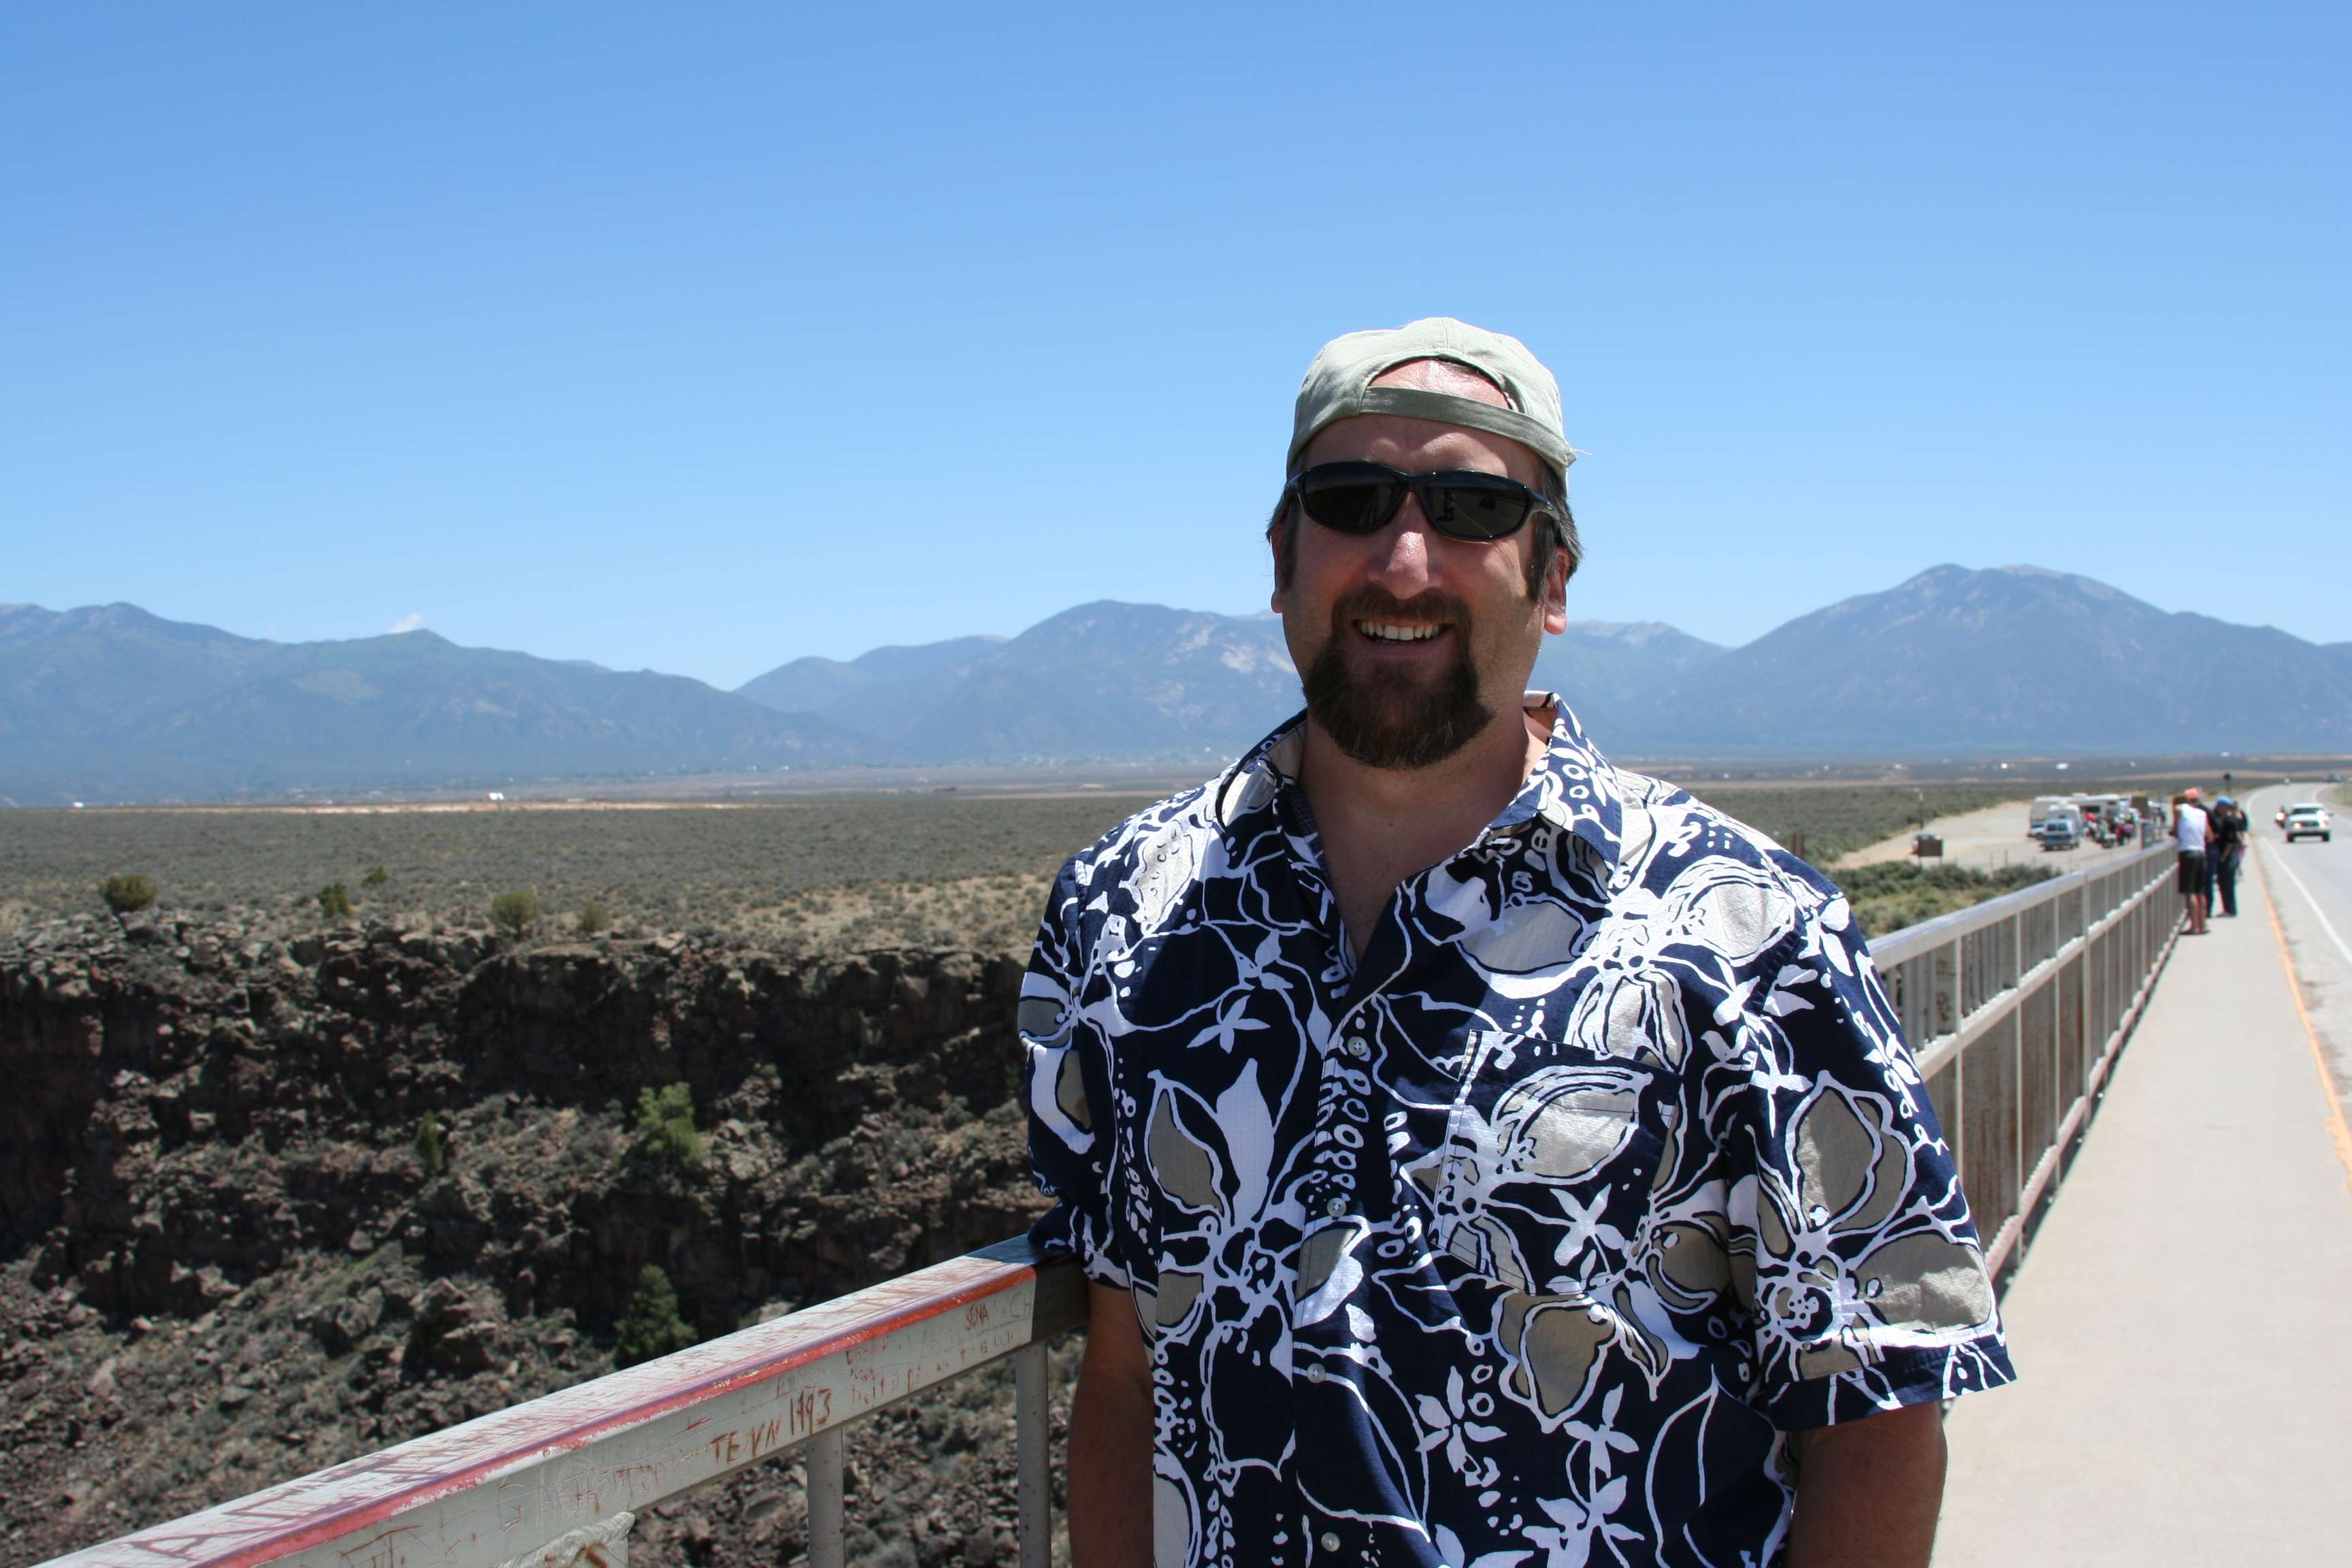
[1693,784,2022,868]
[317,882,354,919]
[634,1082,704,1170]
[0,794,1164,934]
[416,1109,445,1174]
[576,900,612,936]
[614,1264,698,1367]
[489,889,541,939]
[1833,862,2057,938]
[361,866,389,887]
[101,874,157,914]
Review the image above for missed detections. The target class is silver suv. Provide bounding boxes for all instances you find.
[2035,815,2082,851]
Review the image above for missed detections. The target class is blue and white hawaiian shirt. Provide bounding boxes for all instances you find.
[1024,700,2013,1568]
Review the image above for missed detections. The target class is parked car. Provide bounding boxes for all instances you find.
[2036,815,2083,851]
[2283,803,2332,843]
[2031,804,2088,841]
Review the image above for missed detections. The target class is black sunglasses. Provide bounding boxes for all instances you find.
[1284,461,1561,542]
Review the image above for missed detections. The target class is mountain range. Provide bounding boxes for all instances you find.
[0,603,874,800]
[4,566,2347,802]
[735,606,1728,766]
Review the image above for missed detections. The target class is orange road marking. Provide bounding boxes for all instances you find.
[2257,847,2352,1207]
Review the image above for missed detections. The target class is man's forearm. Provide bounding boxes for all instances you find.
[1069,1282,1155,1568]
[1786,1401,1946,1567]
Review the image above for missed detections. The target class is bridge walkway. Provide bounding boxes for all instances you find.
[1937,842,2352,1565]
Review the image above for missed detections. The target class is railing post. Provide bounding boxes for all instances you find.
[1015,1340,1053,1568]
[808,1426,847,1568]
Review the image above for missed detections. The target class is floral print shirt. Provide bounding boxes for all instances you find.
[1023,702,2013,1568]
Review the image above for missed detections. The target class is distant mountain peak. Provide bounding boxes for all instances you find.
[1623,562,2349,755]
[0,601,272,647]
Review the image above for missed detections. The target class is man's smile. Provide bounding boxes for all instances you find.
[1354,619,1448,644]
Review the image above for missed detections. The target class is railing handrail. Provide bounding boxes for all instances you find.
[1861,838,2180,1284]
[41,1237,1085,1568]
[1869,840,2172,966]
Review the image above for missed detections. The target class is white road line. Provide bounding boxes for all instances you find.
[2261,837,2352,971]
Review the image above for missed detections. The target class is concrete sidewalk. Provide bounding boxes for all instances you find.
[1936,849,2352,1565]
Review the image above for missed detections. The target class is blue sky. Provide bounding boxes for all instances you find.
[5,3,2346,688]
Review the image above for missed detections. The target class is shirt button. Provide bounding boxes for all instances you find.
[1346,1036,1369,1058]
[1320,1532,1341,1552]
[1324,1196,1349,1218]
[1303,1362,1325,1383]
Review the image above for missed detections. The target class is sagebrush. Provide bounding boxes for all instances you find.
[613,1264,698,1367]
[634,1082,704,1170]
[489,889,540,939]
[1831,862,2057,938]
[415,1109,445,1174]
[101,874,157,914]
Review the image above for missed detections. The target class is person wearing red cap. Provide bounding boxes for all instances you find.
[2174,788,2212,934]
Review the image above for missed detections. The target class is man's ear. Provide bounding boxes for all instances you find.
[1541,549,1569,635]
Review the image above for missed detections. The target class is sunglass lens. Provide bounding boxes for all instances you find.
[1298,474,1400,533]
[1426,478,1531,540]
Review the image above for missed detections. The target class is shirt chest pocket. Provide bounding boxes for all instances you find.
[1427,1030,1661,1295]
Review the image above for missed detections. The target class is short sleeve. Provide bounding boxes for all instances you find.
[1726,862,2016,1430]
[1021,858,1132,1290]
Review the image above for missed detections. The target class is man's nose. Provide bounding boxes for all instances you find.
[1368,495,1438,595]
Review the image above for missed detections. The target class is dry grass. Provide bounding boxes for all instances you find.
[0,795,1159,953]
[1678,782,2025,866]
[1,777,2136,953]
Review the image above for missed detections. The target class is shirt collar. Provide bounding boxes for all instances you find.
[1212,693,1624,870]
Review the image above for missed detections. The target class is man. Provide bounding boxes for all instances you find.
[2174,788,2211,935]
[2207,795,2247,918]
[1023,318,2012,1568]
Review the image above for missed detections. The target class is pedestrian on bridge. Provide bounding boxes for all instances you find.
[1024,318,2012,1568]
[2208,795,2248,917]
[2174,788,2211,934]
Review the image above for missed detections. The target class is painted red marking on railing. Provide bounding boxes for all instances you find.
[742,1416,786,1460]
[46,1252,1060,1568]
[785,1387,831,1438]
[333,1528,416,1568]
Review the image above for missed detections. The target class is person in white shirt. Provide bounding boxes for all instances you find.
[2173,787,2211,935]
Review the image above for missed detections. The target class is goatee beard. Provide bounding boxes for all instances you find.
[1301,590,1495,771]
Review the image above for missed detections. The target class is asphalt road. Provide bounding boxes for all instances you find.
[2242,781,2352,1106]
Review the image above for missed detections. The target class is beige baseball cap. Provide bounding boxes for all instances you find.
[1289,316,1574,493]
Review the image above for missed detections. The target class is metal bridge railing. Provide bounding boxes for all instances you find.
[40,1237,1085,1568]
[37,843,2184,1568]
[1867,840,2183,1281]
